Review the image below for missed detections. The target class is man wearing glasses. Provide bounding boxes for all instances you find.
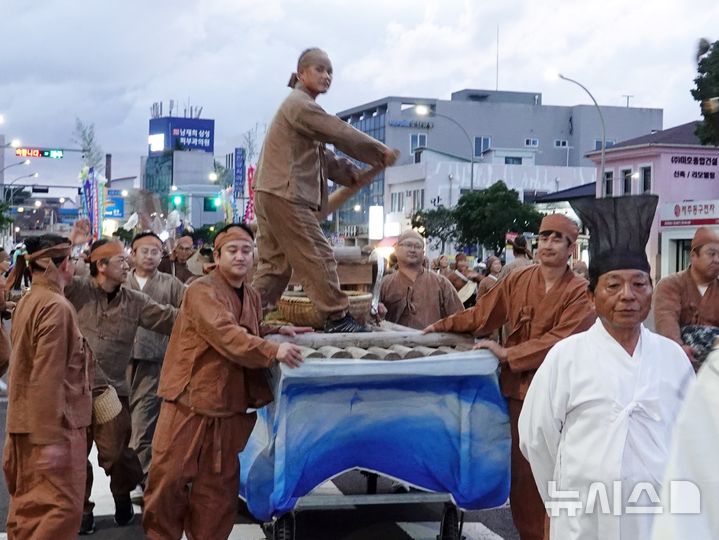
[379,229,462,330]
[424,214,595,540]
[64,236,178,534]
[158,234,196,283]
[125,232,186,505]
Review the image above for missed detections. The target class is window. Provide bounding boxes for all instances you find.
[410,189,425,212]
[474,136,491,157]
[505,156,522,165]
[525,138,539,147]
[641,166,652,193]
[594,139,616,150]
[554,139,568,147]
[604,171,613,197]
[622,169,632,195]
[410,133,426,153]
[390,192,405,213]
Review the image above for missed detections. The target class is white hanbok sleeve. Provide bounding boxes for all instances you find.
[651,351,719,540]
[519,343,570,503]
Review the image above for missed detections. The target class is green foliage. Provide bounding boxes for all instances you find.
[194,222,226,245]
[112,227,133,244]
[213,160,232,188]
[0,201,14,231]
[691,39,719,145]
[411,206,457,254]
[453,181,543,255]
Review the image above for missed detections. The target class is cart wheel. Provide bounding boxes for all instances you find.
[438,503,460,540]
[274,513,295,540]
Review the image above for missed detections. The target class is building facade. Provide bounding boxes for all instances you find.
[336,89,663,228]
[587,121,719,279]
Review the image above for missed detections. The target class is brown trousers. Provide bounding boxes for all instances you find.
[143,401,256,540]
[252,191,349,318]
[84,396,143,515]
[129,359,162,486]
[509,398,549,540]
[4,428,86,540]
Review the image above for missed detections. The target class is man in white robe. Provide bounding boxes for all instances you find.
[650,347,719,540]
[519,195,695,540]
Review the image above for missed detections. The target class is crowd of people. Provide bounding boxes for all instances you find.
[1,46,718,540]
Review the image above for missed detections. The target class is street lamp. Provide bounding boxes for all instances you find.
[0,159,30,175]
[558,73,606,185]
[5,172,38,205]
[2,138,21,148]
[415,105,475,191]
[208,172,219,182]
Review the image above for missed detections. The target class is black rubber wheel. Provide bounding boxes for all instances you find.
[438,503,460,540]
[274,513,295,540]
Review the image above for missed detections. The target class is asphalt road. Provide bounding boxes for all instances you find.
[0,397,518,540]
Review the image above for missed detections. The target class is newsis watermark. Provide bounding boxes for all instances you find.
[545,480,701,517]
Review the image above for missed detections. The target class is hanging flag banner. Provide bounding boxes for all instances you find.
[243,165,255,223]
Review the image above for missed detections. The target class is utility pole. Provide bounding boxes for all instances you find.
[622,95,634,107]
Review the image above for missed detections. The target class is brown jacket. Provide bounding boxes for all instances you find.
[254,86,388,212]
[432,265,595,400]
[157,270,280,414]
[6,275,93,444]
[65,276,177,396]
[380,267,463,330]
[126,269,186,362]
[158,255,196,284]
[654,268,719,345]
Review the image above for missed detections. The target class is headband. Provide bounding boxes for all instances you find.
[90,241,125,263]
[539,214,579,243]
[214,227,253,251]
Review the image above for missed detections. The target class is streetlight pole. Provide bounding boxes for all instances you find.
[415,107,475,191]
[5,172,38,205]
[1,159,31,175]
[558,73,606,186]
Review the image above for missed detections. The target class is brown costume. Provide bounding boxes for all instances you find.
[126,268,185,486]
[252,82,389,317]
[157,256,195,284]
[653,269,719,344]
[498,256,534,281]
[477,274,499,298]
[431,264,595,540]
[64,273,177,517]
[4,270,93,539]
[380,267,463,330]
[143,268,280,539]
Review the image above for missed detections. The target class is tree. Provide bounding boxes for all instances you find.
[691,38,719,146]
[242,123,265,165]
[72,118,105,173]
[453,181,543,256]
[411,206,456,253]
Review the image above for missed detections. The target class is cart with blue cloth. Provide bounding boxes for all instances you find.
[239,327,511,540]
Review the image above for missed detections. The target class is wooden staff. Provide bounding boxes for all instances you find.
[315,164,385,221]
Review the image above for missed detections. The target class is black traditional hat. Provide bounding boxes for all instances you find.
[569,195,658,286]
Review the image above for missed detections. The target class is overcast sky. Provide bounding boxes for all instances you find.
[1,0,717,189]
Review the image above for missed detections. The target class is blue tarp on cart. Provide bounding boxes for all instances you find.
[239,352,511,520]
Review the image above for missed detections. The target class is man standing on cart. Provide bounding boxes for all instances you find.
[424,214,595,540]
[252,47,399,333]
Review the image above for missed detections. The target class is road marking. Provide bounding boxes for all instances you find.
[398,521,504,540]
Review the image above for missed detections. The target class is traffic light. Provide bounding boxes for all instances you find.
[213,196,221,208]
[169,193,185,210]
[15,147,64,159]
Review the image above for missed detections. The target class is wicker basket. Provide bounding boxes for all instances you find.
[278,291,373,329]
[92,384,123,425]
